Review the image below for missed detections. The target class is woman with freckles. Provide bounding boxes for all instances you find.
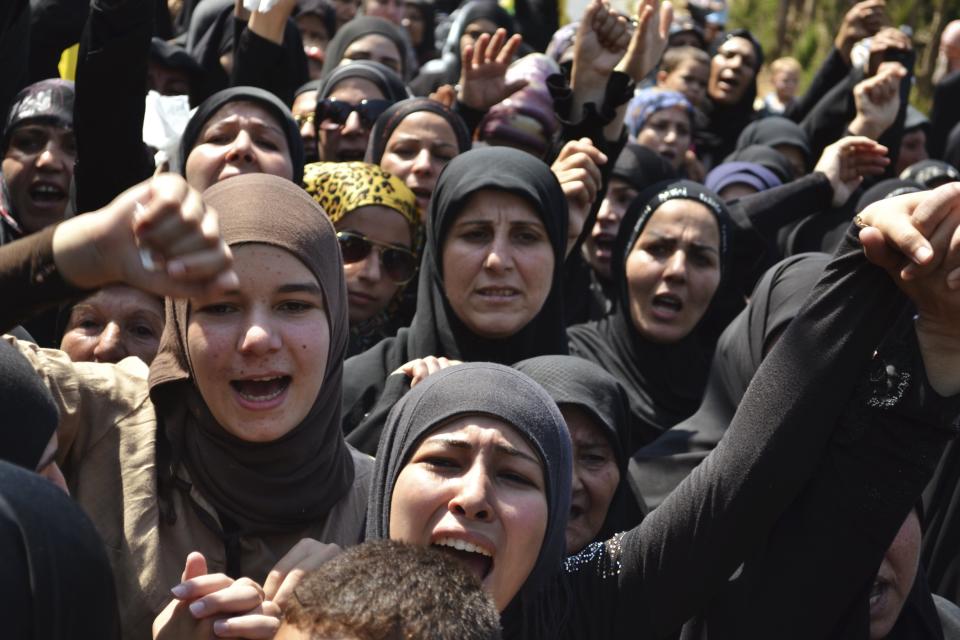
[3,172,371,639]
[365,183,960,638]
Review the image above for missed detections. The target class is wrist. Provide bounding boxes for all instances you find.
[848,115,881,140]
[52,213,118,290]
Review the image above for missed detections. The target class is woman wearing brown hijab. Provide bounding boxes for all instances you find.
[4,173,370,639]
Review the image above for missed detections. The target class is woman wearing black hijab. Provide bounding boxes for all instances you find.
[568,180,735,449]
[696,29,764,170]
[315,61,410,162]
[725,144,798,183]
[409,0,515,96]
[366,97,472,218]
[513,355,643,554]
[341,146,568,454]
[178,85,305,189]
[735,115,812,178]
[365,201,959,637]
[319,15,412,80]
[630,252,831,511]
[0,461,119,640]
[572,144,677,324]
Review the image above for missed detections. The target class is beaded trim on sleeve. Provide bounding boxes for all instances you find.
[562,532,625,579]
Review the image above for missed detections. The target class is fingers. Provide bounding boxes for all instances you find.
[187,578,265,619]
[170,573,235,601]
[180,551,208,583]
[858,191,935,267]
[859,226,903,273]
[408,356,458,387]
[212,611,281,639]
[497,33,523,65]
[264,538,341,603]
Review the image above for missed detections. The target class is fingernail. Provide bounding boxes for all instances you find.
[189,600,206,617]
[167,260,185,277]
[914,245,933,263]
[213,620,229,635]
[170,584,188,598]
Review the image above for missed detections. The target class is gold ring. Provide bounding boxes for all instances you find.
[854,214,868,228]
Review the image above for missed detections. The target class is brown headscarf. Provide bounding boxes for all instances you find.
[148,173,353,537]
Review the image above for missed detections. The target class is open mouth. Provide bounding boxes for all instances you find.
[651,292,683,317]
[230,376,291,406]
[718,74,740,93]
[411,186,432,201]
[337,149,365,162]
[593,233,616,260]
[432,536,494,580]
[28,182,67,205]
[476,287,520,301]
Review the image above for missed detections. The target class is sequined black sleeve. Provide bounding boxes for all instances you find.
[541,223,957,639]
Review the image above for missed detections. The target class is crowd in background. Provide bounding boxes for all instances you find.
[2,0,960,637]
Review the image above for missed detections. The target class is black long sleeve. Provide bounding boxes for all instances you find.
[785,48,850,124]
[538,225,948,639]
[0,0,30,125]
[231,22,308,106]
[928,71,960,161]
[74,0,155,213]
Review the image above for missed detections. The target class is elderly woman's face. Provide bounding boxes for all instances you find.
[184,101,294,193]
[625,199,721,343]
[637,107,692,170]
[708,37,758,106]
[379,110,460,218]
[187,244,330,442]
[60,285,165,365]
[442,189,554,340]
[338,205,413,325]
[389,415,548,611]
[562,405,619,555]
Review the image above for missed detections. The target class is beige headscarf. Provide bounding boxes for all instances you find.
[148,173,353,537]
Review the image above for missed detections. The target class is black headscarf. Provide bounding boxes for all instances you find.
[319,16,411,79]
[149,174,354,539]
[406,0,437,65]
[317,59,410,102]
[567,180,733,449]
[513,355,643,544]
[855,178,924,213]
[365,362,572,611]
[899,159,960,189]
[629,252,830,510]
[696,29,763,168]
[342,147,569,453]
[0,339,59,470]
[177,86,305,182]
[725,144,796,183]
[610,143,677,193]
[0,460,119,640]
[735,116,811,171]
[365,97,471,164]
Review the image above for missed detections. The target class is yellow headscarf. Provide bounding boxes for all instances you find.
[302,162,420,245]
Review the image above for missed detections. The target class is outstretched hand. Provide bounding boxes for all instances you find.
[52,174,237,299]
[457,28,526,111]
[814,136,890,207]
[615,0,673,83]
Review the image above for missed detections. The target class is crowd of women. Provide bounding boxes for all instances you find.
[3,0,960,637]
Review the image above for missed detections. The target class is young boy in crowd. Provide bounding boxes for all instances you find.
[761,56,801,114]
[656,46,711,109]
[277,540,502,640]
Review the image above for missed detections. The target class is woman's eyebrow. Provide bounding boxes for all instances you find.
[427,437,540,466]
[277,283,324,296]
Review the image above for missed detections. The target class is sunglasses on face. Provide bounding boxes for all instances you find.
[316,99,393,131]
[337,231,418,284]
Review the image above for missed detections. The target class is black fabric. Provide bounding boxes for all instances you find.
[629,252,830,511]
[0,460,119,640]
[317,59,409,102]
[364,97,471,164]
[900,160,960,189]
[406,0,437,65]
[929,70,960,160]
[923,437,960,605]
[342,146,569,454]
[0,338,59,470]
[567,180,734,449]
[365,225,956,639]
[856,178,924,213]
[149,36,204,88]
[946,121,960,173]
[319,16,411,80]
[784,48,849,125]
[513,355,643,543]
[177,85,305,183]
[74,0,155,213]
[735,115,811,169]
[724,144,795,183]
[408,0,514,96]
[695,29,763,169]
[184,0,236,101]
[365,362,572,607]
[609,143,677,193]
[231,18,309,106]
[0,0,30,132]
